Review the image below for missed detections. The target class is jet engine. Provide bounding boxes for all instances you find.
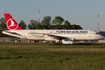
[62,38,74,44]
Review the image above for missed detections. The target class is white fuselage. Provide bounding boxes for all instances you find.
[2,30,103,41]
[3,13,104,44]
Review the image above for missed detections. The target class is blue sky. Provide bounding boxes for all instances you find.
[0,0,105,31]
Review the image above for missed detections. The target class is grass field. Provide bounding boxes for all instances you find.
[0,42,105,70]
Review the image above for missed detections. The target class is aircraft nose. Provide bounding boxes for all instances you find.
[100,35,104,40]
[102,36,104,39]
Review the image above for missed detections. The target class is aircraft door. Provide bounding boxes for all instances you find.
[22,31,26,39]
[87,31,93,40]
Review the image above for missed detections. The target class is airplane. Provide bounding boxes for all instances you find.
[2,13,104,44]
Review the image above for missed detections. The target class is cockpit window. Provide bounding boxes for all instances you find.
[96,32,99,34]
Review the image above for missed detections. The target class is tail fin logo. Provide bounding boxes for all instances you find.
[7,18,18,30]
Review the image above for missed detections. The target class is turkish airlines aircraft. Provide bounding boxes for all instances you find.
[2,13,104,44]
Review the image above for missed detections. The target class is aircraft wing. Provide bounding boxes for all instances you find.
[45,33,69,40]
[45,33,74,44]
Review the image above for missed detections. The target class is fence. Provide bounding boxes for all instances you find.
[0,37,28,42]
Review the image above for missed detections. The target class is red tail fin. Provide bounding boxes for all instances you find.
[4,13,24,30]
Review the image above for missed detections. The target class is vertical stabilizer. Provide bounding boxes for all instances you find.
[4,13,24,30]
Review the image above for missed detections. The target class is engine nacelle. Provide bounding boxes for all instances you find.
[45,38,56,41]
[62,38,74,44]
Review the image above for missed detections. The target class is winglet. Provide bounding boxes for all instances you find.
[4,13,24,30]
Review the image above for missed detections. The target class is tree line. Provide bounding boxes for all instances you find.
[0,16,82,37]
